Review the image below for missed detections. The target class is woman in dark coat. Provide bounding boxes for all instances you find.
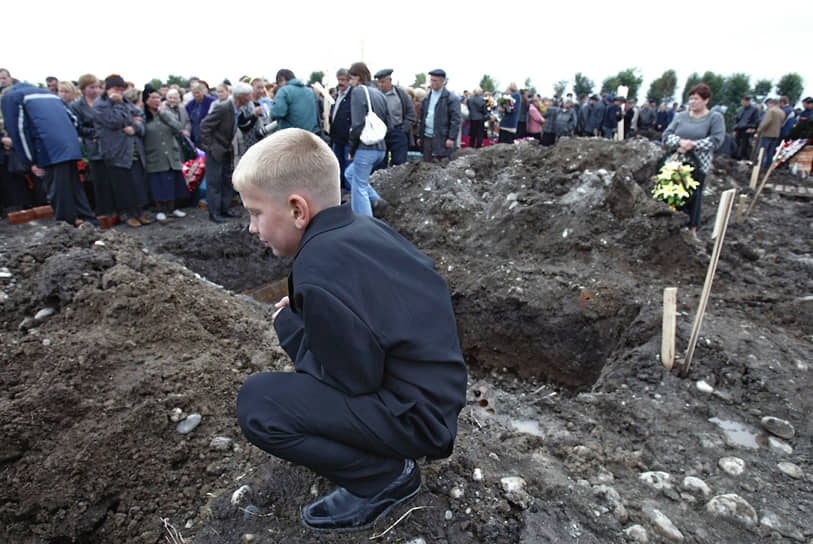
[93,74,151,227]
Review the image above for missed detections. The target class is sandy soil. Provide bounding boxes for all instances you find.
[1,137,811,543]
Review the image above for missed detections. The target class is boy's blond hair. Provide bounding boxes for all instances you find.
[233,128,341,210]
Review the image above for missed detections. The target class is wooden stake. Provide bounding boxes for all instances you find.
[662,288,677,370]
[735,195,748,224]
[743,164,777,222]
[749,148,764,189]
[679,188,737,377]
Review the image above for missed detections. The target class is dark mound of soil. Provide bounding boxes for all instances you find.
[1,138,811,543]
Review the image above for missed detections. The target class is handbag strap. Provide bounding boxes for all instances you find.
[362,84,372,115]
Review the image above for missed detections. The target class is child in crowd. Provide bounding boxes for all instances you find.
[233,128,467,531]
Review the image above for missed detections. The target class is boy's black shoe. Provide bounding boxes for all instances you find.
[302,459,420,531]
[209,213,224,223]
[223,209,241,218]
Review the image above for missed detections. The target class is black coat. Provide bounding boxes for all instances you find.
[199,100,235,162]
[329,87,353,145]
[418,87,461,157]
[274,204,467,458]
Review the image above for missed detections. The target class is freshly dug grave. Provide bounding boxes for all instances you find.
[0,137,811,544]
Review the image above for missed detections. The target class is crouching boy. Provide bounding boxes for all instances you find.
[234,128,467,531]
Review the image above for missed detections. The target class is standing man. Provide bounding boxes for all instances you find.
[417,69,460,163]
[329,68,353,192]
[270,69,318,133]
[733,96,760,160]
[199,81,252,223]
[1,82,95,226]
[373,69,416,168]
[756,98,785,169]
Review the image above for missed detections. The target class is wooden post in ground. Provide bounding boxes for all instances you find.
[743,164,777,222]
[735,195,748,224]
[679,189,737,377]
[749,148,764,189]
[662,288,677,370]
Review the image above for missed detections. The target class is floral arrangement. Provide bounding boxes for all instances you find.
[485,95,498,113]
[498,94,516,114]
[652,158,699,210]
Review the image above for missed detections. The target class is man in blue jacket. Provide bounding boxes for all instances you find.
[1,82,95,225]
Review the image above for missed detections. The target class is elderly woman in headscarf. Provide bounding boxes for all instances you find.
[142,85,188,224]
[93,74,150,227]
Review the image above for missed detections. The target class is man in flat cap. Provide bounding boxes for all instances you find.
[417,69,460,163]
[373,69,416,169]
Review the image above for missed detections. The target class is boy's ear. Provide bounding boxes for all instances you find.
[289,194,311,230]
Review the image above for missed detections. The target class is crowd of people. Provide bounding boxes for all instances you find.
[1,65,811,228]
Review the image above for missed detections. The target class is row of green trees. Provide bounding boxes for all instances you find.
[470,69,804,107]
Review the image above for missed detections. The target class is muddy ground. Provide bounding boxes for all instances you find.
[1,137,811,544]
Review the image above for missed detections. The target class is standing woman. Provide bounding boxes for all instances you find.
[526,96,544,142]
[498,82,521,144]
[94,74,150,228]
[71,74,109,218]
[662,83,725,241]
[345,61,389,217]
[165,88,191,138]
[142,85,187,224]
[467,87,487,149]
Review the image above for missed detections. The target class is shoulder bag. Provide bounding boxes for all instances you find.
[359,85,387,145]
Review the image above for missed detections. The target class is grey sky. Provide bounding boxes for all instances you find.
[6,0,810,104]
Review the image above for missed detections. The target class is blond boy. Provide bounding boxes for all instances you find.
[234,128,467,531]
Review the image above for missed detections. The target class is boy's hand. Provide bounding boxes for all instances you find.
[272,296,290,323]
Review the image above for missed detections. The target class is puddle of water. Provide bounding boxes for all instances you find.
[511,419,545,438]
[708,417,766,449]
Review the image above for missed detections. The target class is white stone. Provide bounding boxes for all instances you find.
[94,240,106,246]
[449,486,464,499]
[642,507,684,541]
[777,462,804,479]
[209,437,233,451]
[593,484,622,506]
[472,468,483,481]
[404,539,427,544]
[240,534,257,543]
[500,476,526,493]
[639,471,673,490]
[718,456,746,476]
[623,524,649,542]
[35,307,56,321]
[0,267,12,278]
[695,380,714,393]
[464,169,476,178]
[681,476,711,497]
[169,407,184,422]
[761,416,795,439]
[706,494,757,527]
[176,413,201,434]
[444,510,453,520]
[231,485,251,506]
[506,192,518,202]
[768,436,793,455]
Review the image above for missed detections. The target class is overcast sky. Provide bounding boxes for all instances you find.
[5,0,810,105]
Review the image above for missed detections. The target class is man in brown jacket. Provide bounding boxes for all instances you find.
[757,98,785,169]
